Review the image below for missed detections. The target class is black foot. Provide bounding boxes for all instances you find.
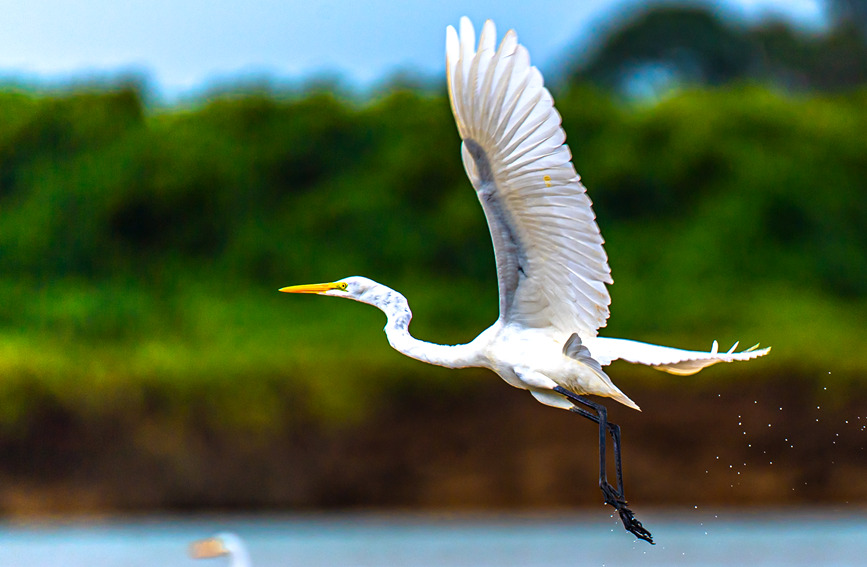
[602,484,654,545]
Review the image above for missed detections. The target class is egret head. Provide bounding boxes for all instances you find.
[189,532,247,560]
[280,276,379,302]
[281,276,409,322]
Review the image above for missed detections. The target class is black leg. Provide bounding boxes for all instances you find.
[553,386,654,545]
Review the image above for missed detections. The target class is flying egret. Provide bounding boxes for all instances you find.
[281,17,770,544]
[190,532,252,567]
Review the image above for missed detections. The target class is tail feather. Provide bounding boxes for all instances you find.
[563,333,641,410]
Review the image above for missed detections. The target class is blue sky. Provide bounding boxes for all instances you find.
[0,0,826,101]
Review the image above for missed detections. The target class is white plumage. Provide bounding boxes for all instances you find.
[281,17,770,542]
[445,17,768,404]
[449,20,610,340]
[283,15,770,413]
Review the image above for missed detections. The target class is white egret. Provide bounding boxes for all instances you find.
[281,17,770,544]
[190,532,252,567]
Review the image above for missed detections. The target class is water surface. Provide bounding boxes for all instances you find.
[0,509,864,566]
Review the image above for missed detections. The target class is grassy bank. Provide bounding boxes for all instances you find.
[0,83,865,510]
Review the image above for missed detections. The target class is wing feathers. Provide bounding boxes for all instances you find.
[584,337,772,375]
[445,18,769,387]
[446,18,612,338]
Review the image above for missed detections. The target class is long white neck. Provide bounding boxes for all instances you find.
[357,283,486,369]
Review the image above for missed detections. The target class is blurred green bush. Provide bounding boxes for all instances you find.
[0,83,864,432]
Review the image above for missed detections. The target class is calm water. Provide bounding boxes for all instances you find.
[0,510,865,567]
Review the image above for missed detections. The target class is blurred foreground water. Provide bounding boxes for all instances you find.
[0,510,864,567]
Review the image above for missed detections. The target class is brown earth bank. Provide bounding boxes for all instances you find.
[0,371,865,516]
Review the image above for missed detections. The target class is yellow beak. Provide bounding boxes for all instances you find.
[189,537,227,559]
[279,282,341,294]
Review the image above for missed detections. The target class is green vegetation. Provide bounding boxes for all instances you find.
[572,3,867,94]
[0,82,865,437]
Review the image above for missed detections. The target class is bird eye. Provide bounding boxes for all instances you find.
[338,282,348,291]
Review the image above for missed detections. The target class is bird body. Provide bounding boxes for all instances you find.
[284,270,767,413]
[281,18,770,543]
[469,322,635,409]
[286,277,637,407]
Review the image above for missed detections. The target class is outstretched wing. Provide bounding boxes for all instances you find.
[446,18,611,339]
[584,336,772,376]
